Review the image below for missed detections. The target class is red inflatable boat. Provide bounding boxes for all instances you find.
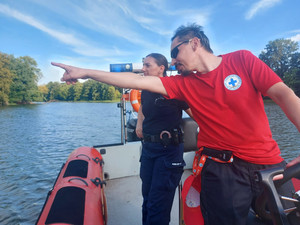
[36,146,107,225]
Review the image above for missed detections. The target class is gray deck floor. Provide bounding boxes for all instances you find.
[105,170,193,225]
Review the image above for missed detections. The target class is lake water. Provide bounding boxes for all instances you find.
[0,101,299,225]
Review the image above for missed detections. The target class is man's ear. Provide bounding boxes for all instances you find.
[192,38,201,51]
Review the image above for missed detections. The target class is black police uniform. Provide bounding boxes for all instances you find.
[140,90,189,225]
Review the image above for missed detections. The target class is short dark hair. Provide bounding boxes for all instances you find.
[171,23,213,53]
[146,53,168,76]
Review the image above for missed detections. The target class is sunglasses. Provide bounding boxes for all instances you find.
[171,39,192,59]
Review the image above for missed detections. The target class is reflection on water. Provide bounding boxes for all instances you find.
[0,101,299,224]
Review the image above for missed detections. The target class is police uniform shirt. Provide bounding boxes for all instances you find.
[141,90,189,135]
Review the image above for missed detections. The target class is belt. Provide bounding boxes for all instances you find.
[193,147,234,176]
[202,147,233,162]
[143,133,163,142]
[143,128,183,146]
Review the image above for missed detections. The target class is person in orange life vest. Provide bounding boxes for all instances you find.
[135,53,192,225]
[52,23,300,225]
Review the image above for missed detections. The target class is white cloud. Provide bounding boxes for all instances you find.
[32,0,154,45]
[290,34,300,42]
[284,30,300,42]
[245,0,281,20]
[0,4,81,46]
[0,3,129,57]
[28,0,211,47]
[182,11,210,27]
[1,0,213,84]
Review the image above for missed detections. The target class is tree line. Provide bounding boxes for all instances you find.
[1,38,299,106]
[0,52,121,106]
[39,80,121,102]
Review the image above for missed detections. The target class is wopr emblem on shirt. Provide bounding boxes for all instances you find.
[224,74,242,91]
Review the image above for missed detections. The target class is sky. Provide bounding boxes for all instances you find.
[0,0,299,85]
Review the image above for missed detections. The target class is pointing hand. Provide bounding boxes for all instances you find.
[51,62,88,84]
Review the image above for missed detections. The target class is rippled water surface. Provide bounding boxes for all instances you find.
[264,100,300,160]
[0,101,299,224]
[0,102,123,225]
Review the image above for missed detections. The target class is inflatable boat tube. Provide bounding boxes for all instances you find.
[36,146,107,225]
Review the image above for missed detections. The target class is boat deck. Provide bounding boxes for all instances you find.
[105,170,193,225]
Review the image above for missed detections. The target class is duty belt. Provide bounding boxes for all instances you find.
[143,128,183,147]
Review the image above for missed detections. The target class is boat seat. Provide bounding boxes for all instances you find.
[126,117,199,152]
[181,117,199,152]
[127,118,140,142]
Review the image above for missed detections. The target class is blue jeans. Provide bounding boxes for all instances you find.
[140,141,185,225]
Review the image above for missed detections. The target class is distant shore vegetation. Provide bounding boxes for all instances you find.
[1,38,299,106]
[0,53,122,106]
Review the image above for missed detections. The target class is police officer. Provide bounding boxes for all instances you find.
[136,53,192,225]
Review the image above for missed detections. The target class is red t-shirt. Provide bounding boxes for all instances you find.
[161,50,283,164]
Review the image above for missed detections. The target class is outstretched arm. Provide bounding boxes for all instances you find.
[51,62,168,96]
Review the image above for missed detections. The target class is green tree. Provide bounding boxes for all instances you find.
[36,85,49,102]
[107,85,121,100]
[284,68,300,96]
[72,82,83,101]
[288,52,300,96]
[107,86,115,100]
[44,80,121,102]
[0,53,14,106]
[290,52,300,70]
[101,86,108,100]
[81,80,94,101]
[115,88,121,99]
[259,39,299,79]
[46,82,61,101]
[91,82,100,101]
[56,83,70,101]
[9,56,42,104]
[96,83,105,100]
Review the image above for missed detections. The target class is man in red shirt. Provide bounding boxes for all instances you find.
[52,23,300,225]
[161,49,283,164]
